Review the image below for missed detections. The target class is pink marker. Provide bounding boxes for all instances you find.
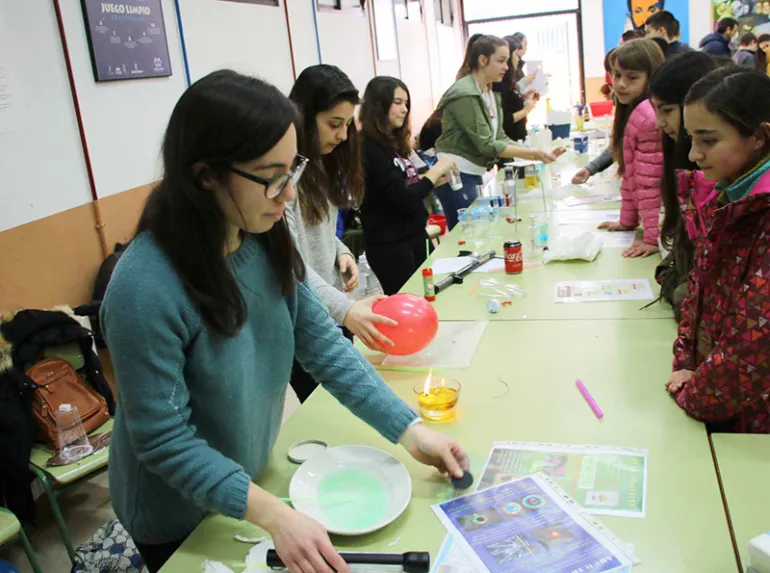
[576,379,604,420]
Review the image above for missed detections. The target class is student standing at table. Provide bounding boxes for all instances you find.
[494,33,538,143]
[666,67,770,433]
[597,39,665,258]
[648,52,722,320]
[101,70,470,573]
[360,76,456,295]
[434,34,560,230]
[286,65,395,403]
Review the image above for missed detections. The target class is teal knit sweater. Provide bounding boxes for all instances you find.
[101,232,418,545]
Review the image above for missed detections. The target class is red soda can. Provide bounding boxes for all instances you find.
[504,241,523,274]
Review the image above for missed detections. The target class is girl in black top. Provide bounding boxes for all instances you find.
[494,33,538,142]
[360,77,455,295]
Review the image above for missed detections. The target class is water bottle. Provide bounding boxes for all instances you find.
[359,254,383,297]
[55,403,93,463]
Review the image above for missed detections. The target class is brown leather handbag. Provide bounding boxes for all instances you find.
[26,358,110,450]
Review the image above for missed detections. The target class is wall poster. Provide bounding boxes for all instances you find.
[81,0,172,82]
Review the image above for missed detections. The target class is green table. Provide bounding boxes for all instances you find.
[402,211,672,322]
[161,320,735,572]
[711,433,770,572]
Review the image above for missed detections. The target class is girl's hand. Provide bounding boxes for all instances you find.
[534,150,557,164]
[572,168,591,184]
[523,99,538,113]
[665,370,695,393]
[343,295,397,350]
[266,503,350,573]
[338,254,359,292]
[622,242,659,258]
[399,423,470,479]
[597,221,635,232]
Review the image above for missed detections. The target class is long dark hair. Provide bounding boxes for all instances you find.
[136,70,305,337]
[497,33,526,91]
[456,34,507,80]
[650,52,720,252]
[758,34,770,72]
[686,66,770,173]
[361,76,412,157]
[610,39,665,174]
[289,65,363,226]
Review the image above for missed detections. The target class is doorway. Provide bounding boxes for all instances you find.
[465,4,585,127]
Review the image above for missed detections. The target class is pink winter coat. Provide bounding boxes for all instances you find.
[619,99,663,245]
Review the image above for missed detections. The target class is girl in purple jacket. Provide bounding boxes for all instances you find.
[598,39,665,258]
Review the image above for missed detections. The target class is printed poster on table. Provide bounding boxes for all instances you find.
[432,535,633,573]
[479,442,648,518]
[554,279,654,303]
[81,0,172,82]
[432,474,636,573]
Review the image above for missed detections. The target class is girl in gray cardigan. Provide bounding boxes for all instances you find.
[287,65,396,402]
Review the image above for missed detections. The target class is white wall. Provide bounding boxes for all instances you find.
[581,0,606,78]
[59,0,188,198]
[0,0,92,232]
[317,8,376,94]
[689,0,713,47]
[287,0,321,75]
[0,0,464,232]
[397,18,433,132]
[178,0,295,93]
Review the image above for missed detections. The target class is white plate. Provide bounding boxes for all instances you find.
[289,445,412,536]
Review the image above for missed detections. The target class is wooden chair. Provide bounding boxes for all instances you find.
[0,507,43,573]
[28,419,113,563]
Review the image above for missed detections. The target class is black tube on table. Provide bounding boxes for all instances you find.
[266,549,430,572]
[434,250,496,294]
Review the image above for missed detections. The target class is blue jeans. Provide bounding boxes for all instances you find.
[434,172,482,231]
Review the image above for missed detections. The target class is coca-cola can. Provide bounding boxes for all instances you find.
[504,241,523,274]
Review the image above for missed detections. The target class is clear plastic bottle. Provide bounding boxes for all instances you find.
[55,404,93,463]
[358,254,383,297]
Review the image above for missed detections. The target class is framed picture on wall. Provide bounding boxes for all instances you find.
[80,0,173,82]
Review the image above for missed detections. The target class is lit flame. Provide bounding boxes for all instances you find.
[423,369,433,395]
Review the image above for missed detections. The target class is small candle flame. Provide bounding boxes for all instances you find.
[423,369,433,395]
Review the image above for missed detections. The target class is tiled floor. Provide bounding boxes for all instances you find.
[0,389,302,573]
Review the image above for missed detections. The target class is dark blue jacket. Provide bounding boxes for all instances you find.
[699,32,731,56]
[667,40,690,56]
[733,49,758,68]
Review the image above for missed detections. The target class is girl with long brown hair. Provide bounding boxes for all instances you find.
[360,76,456,294]
[597,39,665,257]
[286,65,395,402]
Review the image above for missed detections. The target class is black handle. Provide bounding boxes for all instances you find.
[433,250,495,294]
[266,550,430,572]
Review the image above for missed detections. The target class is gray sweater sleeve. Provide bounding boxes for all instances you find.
[285,199,355,325]
[585,148,614,175]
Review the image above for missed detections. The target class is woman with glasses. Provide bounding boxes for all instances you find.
[101,70,469,573]
[286,65,396,403]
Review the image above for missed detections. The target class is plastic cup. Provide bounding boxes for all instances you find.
[449,169,463,191]
[56,404,93,463]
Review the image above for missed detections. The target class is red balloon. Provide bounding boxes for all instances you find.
[372,294,439,356]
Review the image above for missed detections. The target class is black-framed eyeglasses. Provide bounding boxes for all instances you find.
[229,154,309,199]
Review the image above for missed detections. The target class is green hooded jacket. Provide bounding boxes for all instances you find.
[435,74,515,170]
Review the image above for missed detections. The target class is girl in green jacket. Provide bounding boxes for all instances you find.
[435,34,561,229]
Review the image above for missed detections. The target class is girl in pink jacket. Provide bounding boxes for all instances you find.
[648,52,721,320]
[598,39,665,258]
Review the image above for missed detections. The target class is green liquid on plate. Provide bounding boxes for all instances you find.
[318,470,388,530]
